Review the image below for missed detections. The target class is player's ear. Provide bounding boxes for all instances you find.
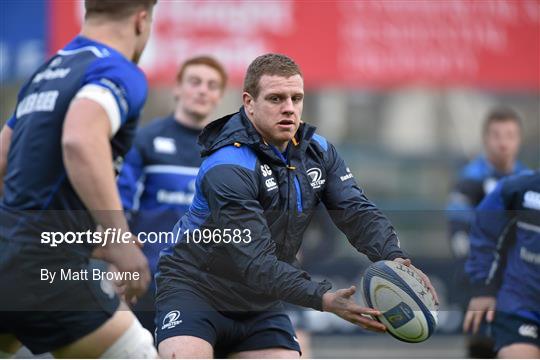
[173,82,182,102]
[134,9,149,36]
[243,92,255,115]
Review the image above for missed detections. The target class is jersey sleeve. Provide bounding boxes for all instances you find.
[79,56,148,135]
[320,140,406,262]
[446,178,484,259]
[465,180,512,296]
[6,115,16,129]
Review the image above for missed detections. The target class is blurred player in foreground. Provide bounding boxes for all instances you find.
[464,170,540,358]
[0,0,157,357]
[447,107,526,357]
[117,56,227,332]
[155,53,439,358]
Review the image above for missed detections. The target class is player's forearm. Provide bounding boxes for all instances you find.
[62,136,128,231]
[241,254,332,310]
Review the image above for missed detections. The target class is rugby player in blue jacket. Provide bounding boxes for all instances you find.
[464,170,540,358]
[446,107,526,357]
[0,1,158,357]
[117,56,227,332]
[155,54,439,358]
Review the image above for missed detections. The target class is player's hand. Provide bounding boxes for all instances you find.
[393,257,440,306]
[463,296,496,334]
[322,286,386,333]
[95,233,151,305]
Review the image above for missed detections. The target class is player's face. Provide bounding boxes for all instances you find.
[484,120,521,166]
[244,74,304,151]
[174,64,224,120]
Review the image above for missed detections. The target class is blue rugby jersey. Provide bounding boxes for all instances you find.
[447,155,528,258]
[0,36,148,255]
[466,171,540,323]
[117,115,203,274]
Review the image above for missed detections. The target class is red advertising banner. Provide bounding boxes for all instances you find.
[48,0,540,90]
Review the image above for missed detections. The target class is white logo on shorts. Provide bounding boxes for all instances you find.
[518,324,538,339]
[162,310,182,330]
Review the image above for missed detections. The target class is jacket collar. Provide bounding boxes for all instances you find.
[199,107,318,162]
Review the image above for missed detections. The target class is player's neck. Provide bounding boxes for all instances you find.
[80,23,136,62]
[174,106,209,130]
[488,155,514,174]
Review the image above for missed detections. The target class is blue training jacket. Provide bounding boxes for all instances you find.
[466,170,540,323]
[156,107,406,312]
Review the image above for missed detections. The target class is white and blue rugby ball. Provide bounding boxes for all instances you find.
[360,260,438,343]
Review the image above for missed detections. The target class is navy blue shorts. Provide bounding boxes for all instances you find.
[493,312,540,351]
[155,288,301,357]
[0,241,119,354]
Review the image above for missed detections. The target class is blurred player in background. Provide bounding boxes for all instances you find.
[446,107,527,357]
[117,55,227,332]
[155,53,439,358]
[464,170,540,358]
[0,0,157,357]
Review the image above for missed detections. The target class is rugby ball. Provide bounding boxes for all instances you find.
[360,260,438,343]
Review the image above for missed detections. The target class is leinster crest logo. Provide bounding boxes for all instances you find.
[162,310,182,330]
[307,168,325,189]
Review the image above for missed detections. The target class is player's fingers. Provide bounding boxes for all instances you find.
[472,310,484,334]
[351,314,386,332]
[423,278,439,306]
[411,265,439,305]
[134,271,149,296]
[463,310,474,333]
[125,271,147,302]
[338,286,356,298]
[486,309,495,323]
[134,266,151,296]
[128,294,138,306]
[111,272,124,287]
[123,286,135,305]
[127,272,148,303]
[349,304,382,317]
[131,234,144,249]
[115,283,127,295]
[91,246,106,260]
[393,257,411,266]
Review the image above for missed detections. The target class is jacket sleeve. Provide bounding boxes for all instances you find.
[321,143,406,262]
[202,165,332,311]
[117,139,145,211]
[465,181,512,297]
[446,177,484,259]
